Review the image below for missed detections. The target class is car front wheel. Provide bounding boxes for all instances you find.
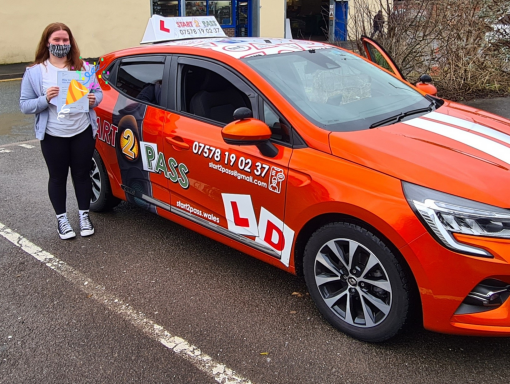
[303,222,411,342]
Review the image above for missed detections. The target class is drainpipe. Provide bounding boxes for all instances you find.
[329,0,335,43]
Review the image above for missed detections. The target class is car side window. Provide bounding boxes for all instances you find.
[116,58,165,106]
[263,102,291,144]
[365,45,395,75]
[180,64,253,125]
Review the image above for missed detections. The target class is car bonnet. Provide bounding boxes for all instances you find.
[329,102,510,207]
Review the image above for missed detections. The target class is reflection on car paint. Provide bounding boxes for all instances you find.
[112,96,156,213]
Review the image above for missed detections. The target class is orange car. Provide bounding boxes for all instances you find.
[91,22,510,342]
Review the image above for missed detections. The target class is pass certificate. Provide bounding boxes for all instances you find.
[55,71,90,114]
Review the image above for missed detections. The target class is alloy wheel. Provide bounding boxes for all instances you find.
[313,238,392,327]
[90,157,101,204]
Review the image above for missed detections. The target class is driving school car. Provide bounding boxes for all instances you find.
[91,15,510,342]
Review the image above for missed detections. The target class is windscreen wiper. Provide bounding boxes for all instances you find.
[369,103,434,129]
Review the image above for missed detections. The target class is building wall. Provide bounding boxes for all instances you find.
[259,0,285,38]
[0,0,376,64]
[0,0,148,64]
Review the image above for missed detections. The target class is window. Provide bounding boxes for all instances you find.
[209,1,232,25]
[116,57,165,106]
[263,102,291,143]
[180,64,252,124]
[365,45,395,75]
[152,0,179,17]
[101,62,115,84]
[184,0,233,26]
[185,0,207,16]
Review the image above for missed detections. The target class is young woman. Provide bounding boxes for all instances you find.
[20,23,103,239]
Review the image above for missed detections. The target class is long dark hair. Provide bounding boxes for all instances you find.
[33,22,83,70]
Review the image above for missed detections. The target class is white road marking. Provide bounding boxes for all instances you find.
[0,222,253,384]
[18,144,35,149]
[0,148,12,153]
[0,139,38,148]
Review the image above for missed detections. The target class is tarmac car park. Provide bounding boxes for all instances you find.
[90,15,510,342]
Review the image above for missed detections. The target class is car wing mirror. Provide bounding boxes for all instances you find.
[416,74,438,96]
[233,107,253,120]
[222,114,278,158]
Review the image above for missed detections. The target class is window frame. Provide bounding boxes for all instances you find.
[174,56,259,124]
[257,96,304,147]
[170,55,302,147]
[109,55,172,109]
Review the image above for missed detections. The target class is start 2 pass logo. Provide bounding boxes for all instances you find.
[222,194,294,267]
[140,141,190,189]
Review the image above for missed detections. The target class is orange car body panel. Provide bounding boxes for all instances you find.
[222,118,272,142]
[94,39,510,337]
[415,81,438,96]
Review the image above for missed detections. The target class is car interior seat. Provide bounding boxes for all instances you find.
[189,70,251,124]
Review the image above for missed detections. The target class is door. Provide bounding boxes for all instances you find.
[361,36,405,80]
[160,57,295,266]
[110,55,172,213]
[334,1,348,41]
[236,0,251,37]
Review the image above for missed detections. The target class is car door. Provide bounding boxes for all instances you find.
[158,56,295,266]
[107,55,172,213]
[361,36,405,81]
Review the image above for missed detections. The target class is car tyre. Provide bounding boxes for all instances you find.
[303,222,410,342]
[90,149,121,212]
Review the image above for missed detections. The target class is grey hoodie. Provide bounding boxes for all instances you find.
[19,63,103,140]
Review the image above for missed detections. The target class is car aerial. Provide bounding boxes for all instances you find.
[90,15,510,342]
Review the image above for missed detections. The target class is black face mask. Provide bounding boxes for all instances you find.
[49,43,71,58]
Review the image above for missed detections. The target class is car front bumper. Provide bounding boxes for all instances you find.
[402,231,510,336]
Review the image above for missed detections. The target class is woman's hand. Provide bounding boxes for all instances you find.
[88,93,96,107]
[45,86,59,103]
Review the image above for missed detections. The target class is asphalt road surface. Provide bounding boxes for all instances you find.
[1,80,510,384]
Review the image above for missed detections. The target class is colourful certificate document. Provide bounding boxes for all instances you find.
[56,71,90,114]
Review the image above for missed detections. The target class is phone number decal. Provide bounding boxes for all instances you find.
[192,141,270,177]
[180,28,222,36]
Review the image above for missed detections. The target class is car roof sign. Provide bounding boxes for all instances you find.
[141,15,227,44]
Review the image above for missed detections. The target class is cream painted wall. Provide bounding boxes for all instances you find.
[0,0,149,64]
[0,0,387,64]
[259,0,285,38]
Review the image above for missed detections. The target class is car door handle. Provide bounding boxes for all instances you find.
[165,136,190,150]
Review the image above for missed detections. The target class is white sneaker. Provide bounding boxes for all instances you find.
[79,212,95,237]
[57,215,76,240]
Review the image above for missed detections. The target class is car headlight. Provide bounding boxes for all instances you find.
[402,182,510,258]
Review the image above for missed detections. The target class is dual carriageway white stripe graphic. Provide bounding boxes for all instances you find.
[404,113,510,166]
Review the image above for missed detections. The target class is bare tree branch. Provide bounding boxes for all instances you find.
[347,0,510,100]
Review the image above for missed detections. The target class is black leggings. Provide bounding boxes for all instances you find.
[40,126,96,215]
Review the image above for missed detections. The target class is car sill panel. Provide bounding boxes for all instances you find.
[121,184,281,259]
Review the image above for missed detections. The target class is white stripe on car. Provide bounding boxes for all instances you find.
[425,112,510,146]
[403,117,510,166]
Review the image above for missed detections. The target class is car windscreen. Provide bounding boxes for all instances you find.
[244,48,431,132]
